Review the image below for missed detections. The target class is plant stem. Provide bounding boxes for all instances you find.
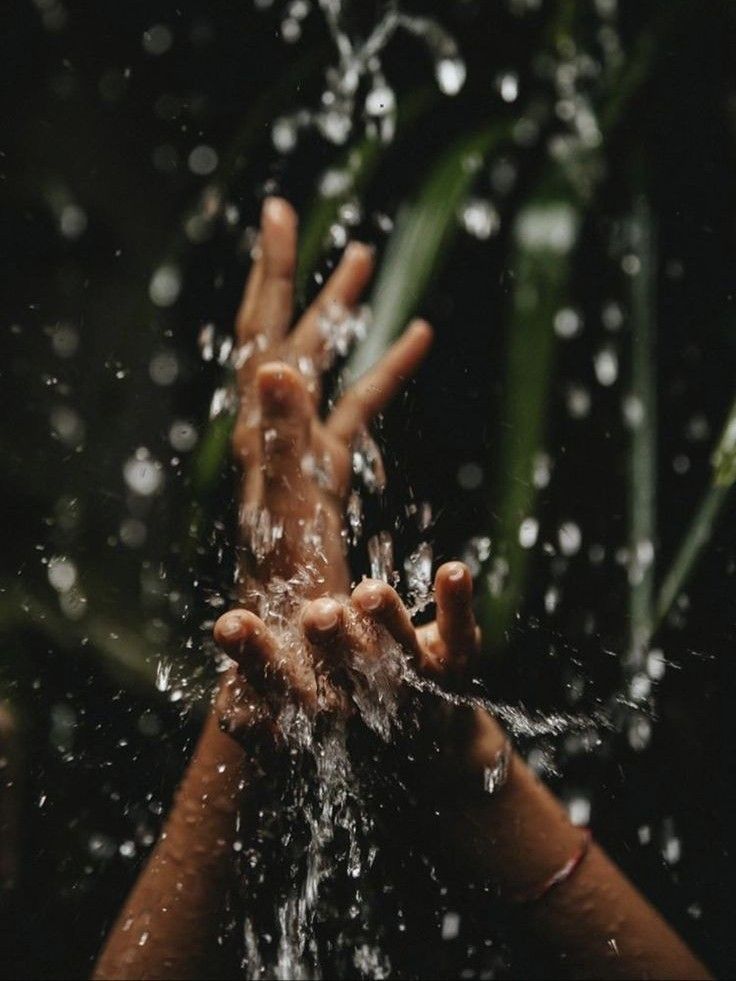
[654,394,736,632]
[627,194,657,662]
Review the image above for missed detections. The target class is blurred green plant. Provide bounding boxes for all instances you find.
[4,0,734,704]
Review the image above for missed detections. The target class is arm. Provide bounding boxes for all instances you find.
[445,712,711,980]
[93,713,247,980]
[219,562,709,981]
[94,198,431,979]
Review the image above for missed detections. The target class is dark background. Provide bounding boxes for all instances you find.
[2,0,736,977]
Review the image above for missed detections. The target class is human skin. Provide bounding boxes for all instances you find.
[94,200,711,981]
[93,199,432,980]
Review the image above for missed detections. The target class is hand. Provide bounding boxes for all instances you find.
[231,197,433,599]
[212,561,507,781]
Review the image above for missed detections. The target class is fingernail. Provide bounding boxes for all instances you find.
[263,196,285,221]
[360,584,383,612]
[447,563,466,583]
[220,615,244,639]
[313,600,340,633]
[346,241,373,260]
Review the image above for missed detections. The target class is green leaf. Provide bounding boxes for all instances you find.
[480,197,579,648]
[626,194,658,660]
[297,88,435,295]
[654,395,736,631]
[346,124,507,380]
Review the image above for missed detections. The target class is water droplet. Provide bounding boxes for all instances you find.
[149,264,181,307]
[59,204,87,240]
[367,531,397,585]
[441,911,461,940]
[404,542,433,614]
[436,57,466,95]
[365,84,396,118]
[142,24,172,56]
[460,199,500,240]
[457,461,483,490]
[123,448,164,497]
[594,347,618,386]
[497,72,519,103]
[188,144,219,176]
[48,556,77,593]
[169,420,198,452]
[554,307,582,339]
[518,517,539,549]
[149,350,179,386]
[558,522,582,556]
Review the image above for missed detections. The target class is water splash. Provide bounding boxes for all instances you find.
[263,0,466,150]
[235,600,605,978]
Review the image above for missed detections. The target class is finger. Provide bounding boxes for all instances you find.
[257,362,312,493]
[214,609,281,681]
[235,236,264,342]
[434,562,480,664]
[326,319,433,444]
[301,597,345,650]
[290,241,374,358]
[241,197,297,341]
[301,598,354,678]
[214,609,315,704]
[350,579,425,666]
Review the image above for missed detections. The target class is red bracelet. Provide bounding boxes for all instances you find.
[510,828,592,904]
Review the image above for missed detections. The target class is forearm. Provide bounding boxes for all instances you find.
[94,712,249,980]
[446,722,710,979]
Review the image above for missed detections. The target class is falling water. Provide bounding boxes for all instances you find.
[14,0,719,974]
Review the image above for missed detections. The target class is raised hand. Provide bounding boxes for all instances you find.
[232,197,433,600]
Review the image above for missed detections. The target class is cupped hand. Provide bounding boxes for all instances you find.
[213,561,506,780]
[232,197,433,598]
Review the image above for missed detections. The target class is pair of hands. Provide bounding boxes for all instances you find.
[214,197,504,776]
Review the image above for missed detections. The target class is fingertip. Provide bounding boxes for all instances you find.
[436,561,472,599]
[302,598,343,644]
[262,196,298,230]
[351,578,392,615]
[344,240,375,267]
[408,318,433,342]
[214,610,260,660]
[256,361,308,414]
[215,610,246,643]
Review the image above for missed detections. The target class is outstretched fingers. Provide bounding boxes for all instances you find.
[350,579,425,666]
[327,319,433,444]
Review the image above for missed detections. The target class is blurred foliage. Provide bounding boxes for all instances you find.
[3,0,736,974]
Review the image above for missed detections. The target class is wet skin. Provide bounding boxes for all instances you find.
[93,200,711,981]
